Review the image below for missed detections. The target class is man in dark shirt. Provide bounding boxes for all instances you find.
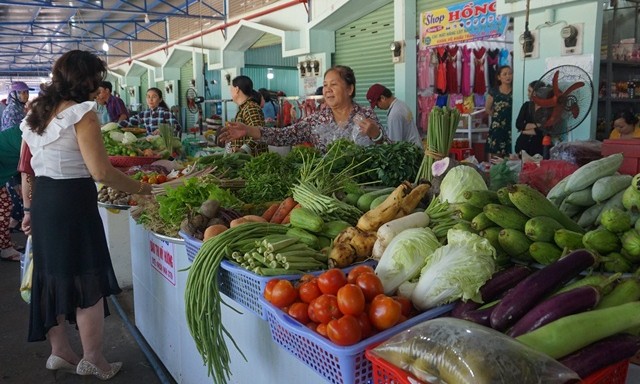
[97,81,129,123]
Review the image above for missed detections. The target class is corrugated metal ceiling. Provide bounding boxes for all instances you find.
[0,0,228,78]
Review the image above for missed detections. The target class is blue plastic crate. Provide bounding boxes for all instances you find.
[261,297,453,384]
[218,260,307,320]
[178,230,203,263]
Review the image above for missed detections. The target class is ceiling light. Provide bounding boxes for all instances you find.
[49,72,53,78]
[266,68,274,80]
[102,40,109,52]
[144,14,150,24]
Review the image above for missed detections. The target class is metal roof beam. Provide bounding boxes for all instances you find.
[0,0,225,20]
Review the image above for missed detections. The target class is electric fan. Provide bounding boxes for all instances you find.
[530,64,594,136]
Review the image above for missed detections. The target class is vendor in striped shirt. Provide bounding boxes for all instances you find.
[119,87,181,135]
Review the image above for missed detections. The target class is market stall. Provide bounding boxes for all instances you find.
[112,109,640,384]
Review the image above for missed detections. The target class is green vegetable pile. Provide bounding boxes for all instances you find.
[237,147,319,204]
[325,139,422,187]
[152,176,244,236]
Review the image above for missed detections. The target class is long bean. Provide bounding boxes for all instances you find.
[184,222,288,383]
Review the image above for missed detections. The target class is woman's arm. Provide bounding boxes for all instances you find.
[485,92,494,116]
[515,102,528,131]
[75,110,152,195]
[20,172,32,235]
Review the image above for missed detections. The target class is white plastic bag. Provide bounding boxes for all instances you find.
[19,235,33,304]
[370,317,580,384]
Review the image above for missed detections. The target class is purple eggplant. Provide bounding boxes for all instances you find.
[451,265,532,318]
[490,249,597,331]
[507,285,600,337]
[560,333,640,378]
[460,305,497,327]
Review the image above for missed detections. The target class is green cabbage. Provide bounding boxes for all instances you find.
[374,227,441,295]
[411,229,496,311]
[438,165,487,204]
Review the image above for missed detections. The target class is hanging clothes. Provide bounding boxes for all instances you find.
[460,45,472,97]
[435,94,449,107]
[418,94,438,133]
[435,47,448,94]
[487,48,500,88]
[446,45,459,94]
[499,48,511,67]
[473,47,487,95]
[418,49,431,90]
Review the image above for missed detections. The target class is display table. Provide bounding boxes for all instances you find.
[128,217,327,384]
[98,205,133,287]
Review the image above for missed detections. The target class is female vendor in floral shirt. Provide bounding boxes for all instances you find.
[219,65,389,153]
[119,87,181,135]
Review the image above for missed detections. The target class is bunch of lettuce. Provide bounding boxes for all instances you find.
[411,229,496,311]
[374,227,441,295]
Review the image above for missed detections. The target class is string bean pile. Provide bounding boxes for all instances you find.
[415,106,461,182]
[184,222,288,383]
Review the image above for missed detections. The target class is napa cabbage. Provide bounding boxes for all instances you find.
[374,227,441,295]
[411,229,496,311]
[438,165,487,204]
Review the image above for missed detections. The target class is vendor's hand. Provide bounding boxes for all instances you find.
[218,121,249,143]
[356,117,381,140]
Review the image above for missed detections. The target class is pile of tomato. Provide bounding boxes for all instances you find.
[131,171,168,184]
[263,265,416,346]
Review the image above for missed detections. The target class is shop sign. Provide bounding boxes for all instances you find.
[420,0,508,48]
[149,236,176,286]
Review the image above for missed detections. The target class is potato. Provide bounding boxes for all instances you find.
[203,224,229,241]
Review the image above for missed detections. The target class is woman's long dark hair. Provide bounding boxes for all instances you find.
[26,50,107,135]
[232,75,254,97]
[147,87,169,110]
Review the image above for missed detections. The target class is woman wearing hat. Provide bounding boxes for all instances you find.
[2,81,32,131]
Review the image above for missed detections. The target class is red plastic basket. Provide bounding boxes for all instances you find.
[365,350,630,384]
[109,155,161,168]
[261,297,454,384]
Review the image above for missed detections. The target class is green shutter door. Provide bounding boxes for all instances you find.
[334,3,394,126]
[180,59,195,130]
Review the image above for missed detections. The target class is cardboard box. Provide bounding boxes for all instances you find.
[601,139,640,176]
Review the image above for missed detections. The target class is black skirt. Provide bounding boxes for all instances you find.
[28,177,121,342]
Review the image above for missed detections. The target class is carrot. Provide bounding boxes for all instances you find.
[270,197,297,224]
[281,203,301,224]
[261,202,281,221]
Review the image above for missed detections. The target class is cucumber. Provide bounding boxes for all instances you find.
[498,228,532,257]
[592,174,632,203]
[454,203,483,221]
[321,220,352,239]
[595,189,625,225]
[471,212,495,231]
[496,186,516,207]
[344,192,363,206]
[582,227,620,254]
[289,207,324,233]
[554,229,585,250]
[463,189,500,209]
[508,184,585,233]
[524,216,564,242]
[286,227,319,249]
[490,249,597,331]
[369,194,390,210]
[479,227,507,257]
[565,187,596,207]
[596,278,640,309]
[564,153,624,193]
[576,203,605,229]
[559,199,583,218]
[547,176,571,207]
[356,187,395,212]
[529,241,563,265]
[483,204,529,231]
